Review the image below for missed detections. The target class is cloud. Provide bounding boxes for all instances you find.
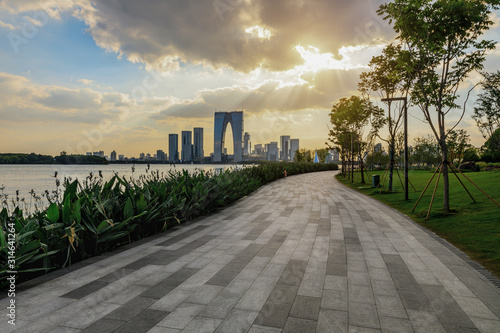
[67,0,392,72]
[152,67,362,121]
[0,72,129,124]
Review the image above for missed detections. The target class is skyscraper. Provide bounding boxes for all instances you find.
[266,142,279,161]
[182,131,192,162]
[290,139,299,161]
[156,150,166,162]
[193,127,204,160]
[243,132,251,155]
[168,134,179,162]
[280,135,291,161]
[214,111,244,162]
[110,150,117,162]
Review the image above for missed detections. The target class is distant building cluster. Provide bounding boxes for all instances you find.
[86,111,325,164]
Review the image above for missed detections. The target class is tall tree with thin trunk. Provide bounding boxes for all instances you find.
[378,0,498,212]
[327,96,383,182]
[359,44,411,191]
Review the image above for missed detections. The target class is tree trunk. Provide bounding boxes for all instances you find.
[360,155,365,183]
[389,142,395,191]
[440,140,450,213]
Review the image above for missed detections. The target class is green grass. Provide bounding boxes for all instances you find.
[336,169,500,277]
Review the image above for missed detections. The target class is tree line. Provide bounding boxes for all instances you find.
[0,153,107,165]
[327,0,500,213]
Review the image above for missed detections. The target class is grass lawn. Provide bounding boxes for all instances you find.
[336,168,500,278]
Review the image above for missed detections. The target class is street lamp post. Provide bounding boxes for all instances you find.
[381,97,408,200]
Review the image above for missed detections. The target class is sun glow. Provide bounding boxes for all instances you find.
[245,25,272,40]
[295,45,367,72]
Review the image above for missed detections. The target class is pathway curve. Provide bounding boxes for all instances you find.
[3,171,500,333]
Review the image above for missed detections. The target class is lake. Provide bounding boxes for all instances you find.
[0,164,238,205]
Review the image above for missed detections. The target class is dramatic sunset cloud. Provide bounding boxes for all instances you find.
[0,0,498,156]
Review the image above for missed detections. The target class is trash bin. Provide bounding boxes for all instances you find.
[372,175,380,187]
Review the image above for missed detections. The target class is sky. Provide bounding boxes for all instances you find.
[0,0,499,158]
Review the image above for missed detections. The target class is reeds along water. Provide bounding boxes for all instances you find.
[0,162,338,289]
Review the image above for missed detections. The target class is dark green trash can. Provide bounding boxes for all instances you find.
[372,175,380,187]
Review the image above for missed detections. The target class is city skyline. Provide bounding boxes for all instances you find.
[0,2,499,157]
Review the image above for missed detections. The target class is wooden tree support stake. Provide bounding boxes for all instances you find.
[450,163,500,208]
[426,163,443,220]
[412,162,442,213]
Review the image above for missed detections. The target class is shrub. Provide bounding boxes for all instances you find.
[0,162,337,288]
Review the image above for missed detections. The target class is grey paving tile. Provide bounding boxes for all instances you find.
[349,284,375,304]
[214,309,259,333]
[289,296,321,321]
[180,316,222,333]
[106,296,155,321]
[157,303,205,330]
[379,316,414,333]
[349,302,380,329]
[60,280,110,299]
[268,284,299,304]
[248,325,282,333]
[186,285,223,305]
[317,309,348,333]
[322,288,348,311]
[282,317,317,333]
[374,295,407,319]
[81,318,126,333]
[114,309,169,333]
[407,310,446,333]
[254,301,292,328]
[199,295,240,319]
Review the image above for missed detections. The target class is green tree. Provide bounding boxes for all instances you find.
[293,149,313,163]
[472,71,500,140]
[485,128,500,153]
[378,0,498,212]
[412,135,441,169]
[327,96,383,182]
[317,149,329,163]
[359,44,411,190]
[446,129,471,163]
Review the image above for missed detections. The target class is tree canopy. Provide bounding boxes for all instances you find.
[472,70,500,140]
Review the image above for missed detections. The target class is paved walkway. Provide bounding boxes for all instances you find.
[3,171,500,333]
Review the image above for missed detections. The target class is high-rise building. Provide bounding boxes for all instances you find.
[266,142,279,161]
[110,150,117,161]
[193,127,204,160]
[169,134,179,162]
[118,155,125,161]
[156,150,166,162]
[93,151,104,157]
[280,135,291,161]
[254,144,264,156]
[214,111,244,162]
[243,132,251,155]
[182,131,192,162]
[290,139,299,161]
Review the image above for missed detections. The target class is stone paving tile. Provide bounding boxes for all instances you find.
[6,172,500,333]
[81,318,126,333]
[114,309,168,333]
[282,317,317,333]
[178,316,222,333]
[289,295,321,321]
[214,309,259,333]
[156,302,205,330]
[379,316,414,333]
